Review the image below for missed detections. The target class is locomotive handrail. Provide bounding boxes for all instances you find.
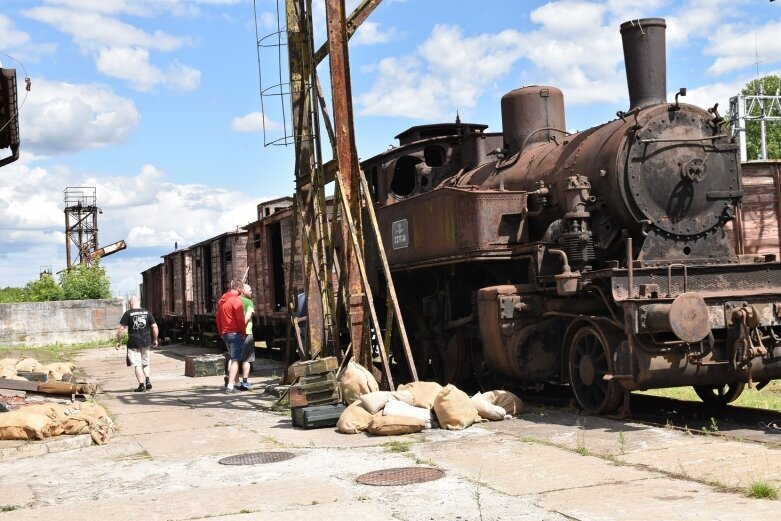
[639,134,729,144]
[666,263,688,297]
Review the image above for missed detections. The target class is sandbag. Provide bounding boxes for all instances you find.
[359,390,414,414]
[43,362,75,378]
[482,390,524,416]
[0,365,18,378]
[383,399,432,428]
[0,357,19,369]
[15,357,43,373]
[21,403,77,423]
[396,381,443,409]
[0,410,63,440]
[471,392,507,421]
[367,414,426,436]
[62,402,113,444]
[433,384,479,430]
[336,400,374,434]
[338,361,379,404]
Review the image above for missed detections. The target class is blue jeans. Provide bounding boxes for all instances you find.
[222,332,244,361]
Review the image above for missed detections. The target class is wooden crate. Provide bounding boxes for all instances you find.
[184,354,225,377]
[291,403,346,429]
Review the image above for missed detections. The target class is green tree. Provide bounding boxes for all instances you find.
[59,262,112,300]
[740,75,781,160]
[0,286,30,303]
[25,274,64,301]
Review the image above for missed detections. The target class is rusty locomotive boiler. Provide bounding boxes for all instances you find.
[362,18,781,413]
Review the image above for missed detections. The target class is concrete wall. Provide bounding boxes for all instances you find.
[0,298,126,347]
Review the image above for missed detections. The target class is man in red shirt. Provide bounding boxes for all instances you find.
[216,279,246,393]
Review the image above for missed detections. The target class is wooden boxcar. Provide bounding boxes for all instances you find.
[140,262,164,325]
[161,248,193,342]
[190,229,248,344]
[245,197,299,348]
[727,160,781,258]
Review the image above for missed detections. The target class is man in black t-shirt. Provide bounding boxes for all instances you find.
[116,296,159,392]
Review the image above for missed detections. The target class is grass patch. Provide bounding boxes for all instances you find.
[636,381,781,411]
[747,480,779,500]
[382,440,412,453]
[113,449,153,461]
[0,340,113,364]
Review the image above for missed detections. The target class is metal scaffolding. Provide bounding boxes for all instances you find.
[728,92,781,162]
[254,0,416,387]
[64,187,99,268]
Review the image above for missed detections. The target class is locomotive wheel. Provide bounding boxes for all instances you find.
[471,347,505,392]
[568,325,623,414]
[431,331,470,387]
[693,382,745,406]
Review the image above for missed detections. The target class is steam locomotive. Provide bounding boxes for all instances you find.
[361,18,781,413]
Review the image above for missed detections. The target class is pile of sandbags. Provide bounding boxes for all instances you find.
[0,401,113,444]
[0,357,76,382]
[336,364,523,436]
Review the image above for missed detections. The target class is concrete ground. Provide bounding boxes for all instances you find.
[1,344,780,520]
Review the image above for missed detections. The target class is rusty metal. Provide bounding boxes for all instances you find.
[356,467,445,486]
[64,187,99,268]
[501,86,565,156]
[218,452,296,465]
[0,68,20,167]
[620,18,667,110]
[88,240,127,261]
[325,0,367,367]
[335,171,393,389]
[359,170,417,381]
[313,0,382,66]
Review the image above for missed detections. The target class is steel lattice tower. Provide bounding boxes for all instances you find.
[64,187,99,268]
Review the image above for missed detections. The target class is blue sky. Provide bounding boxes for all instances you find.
[1,0,780,294]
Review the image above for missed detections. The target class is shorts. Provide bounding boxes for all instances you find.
[127,347,150,367]
[222,332,244,361]
[241,334,255,363]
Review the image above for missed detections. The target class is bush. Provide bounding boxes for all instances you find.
[25,274,64,302]
[0,287,30,303]
[59,262,112,300]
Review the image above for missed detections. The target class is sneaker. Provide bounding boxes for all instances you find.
[238,381,252,391]
[225,386,237,394]
[145,380,153,390]
[134,384,146,393]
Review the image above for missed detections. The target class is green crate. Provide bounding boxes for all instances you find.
[291,403,346,429]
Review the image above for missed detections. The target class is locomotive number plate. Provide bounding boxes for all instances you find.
[391,219,409,250]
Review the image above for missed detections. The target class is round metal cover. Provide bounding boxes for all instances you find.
[669,292,710,343]
[356,467,445,486]
[218,451,295,465]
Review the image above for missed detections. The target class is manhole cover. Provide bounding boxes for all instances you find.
[218,451,295,465]
[356,467,445,486]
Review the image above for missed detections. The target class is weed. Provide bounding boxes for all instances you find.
[383,441,412,453]
[703,417,719,433]
[357,495,369,502]
[575,419,588,455]
[414,457,437,466]
[0,505,18,512]
[311,500,319,505]
[239,509,251,514]
[747,480,779,500]
[618,431,627,455]
[473,464,484,521]
[113,449,153,461]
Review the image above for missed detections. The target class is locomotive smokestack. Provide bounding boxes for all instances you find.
[620,18,667,111]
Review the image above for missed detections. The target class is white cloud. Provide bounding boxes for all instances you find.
[0,14,31,48]
[0,158,259,293]
[705,19,781,76]
[230,111,282,133]
[19,78,140,155]
[353,21,398,45]
[22,4,200,91]
[359,25,528,119]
